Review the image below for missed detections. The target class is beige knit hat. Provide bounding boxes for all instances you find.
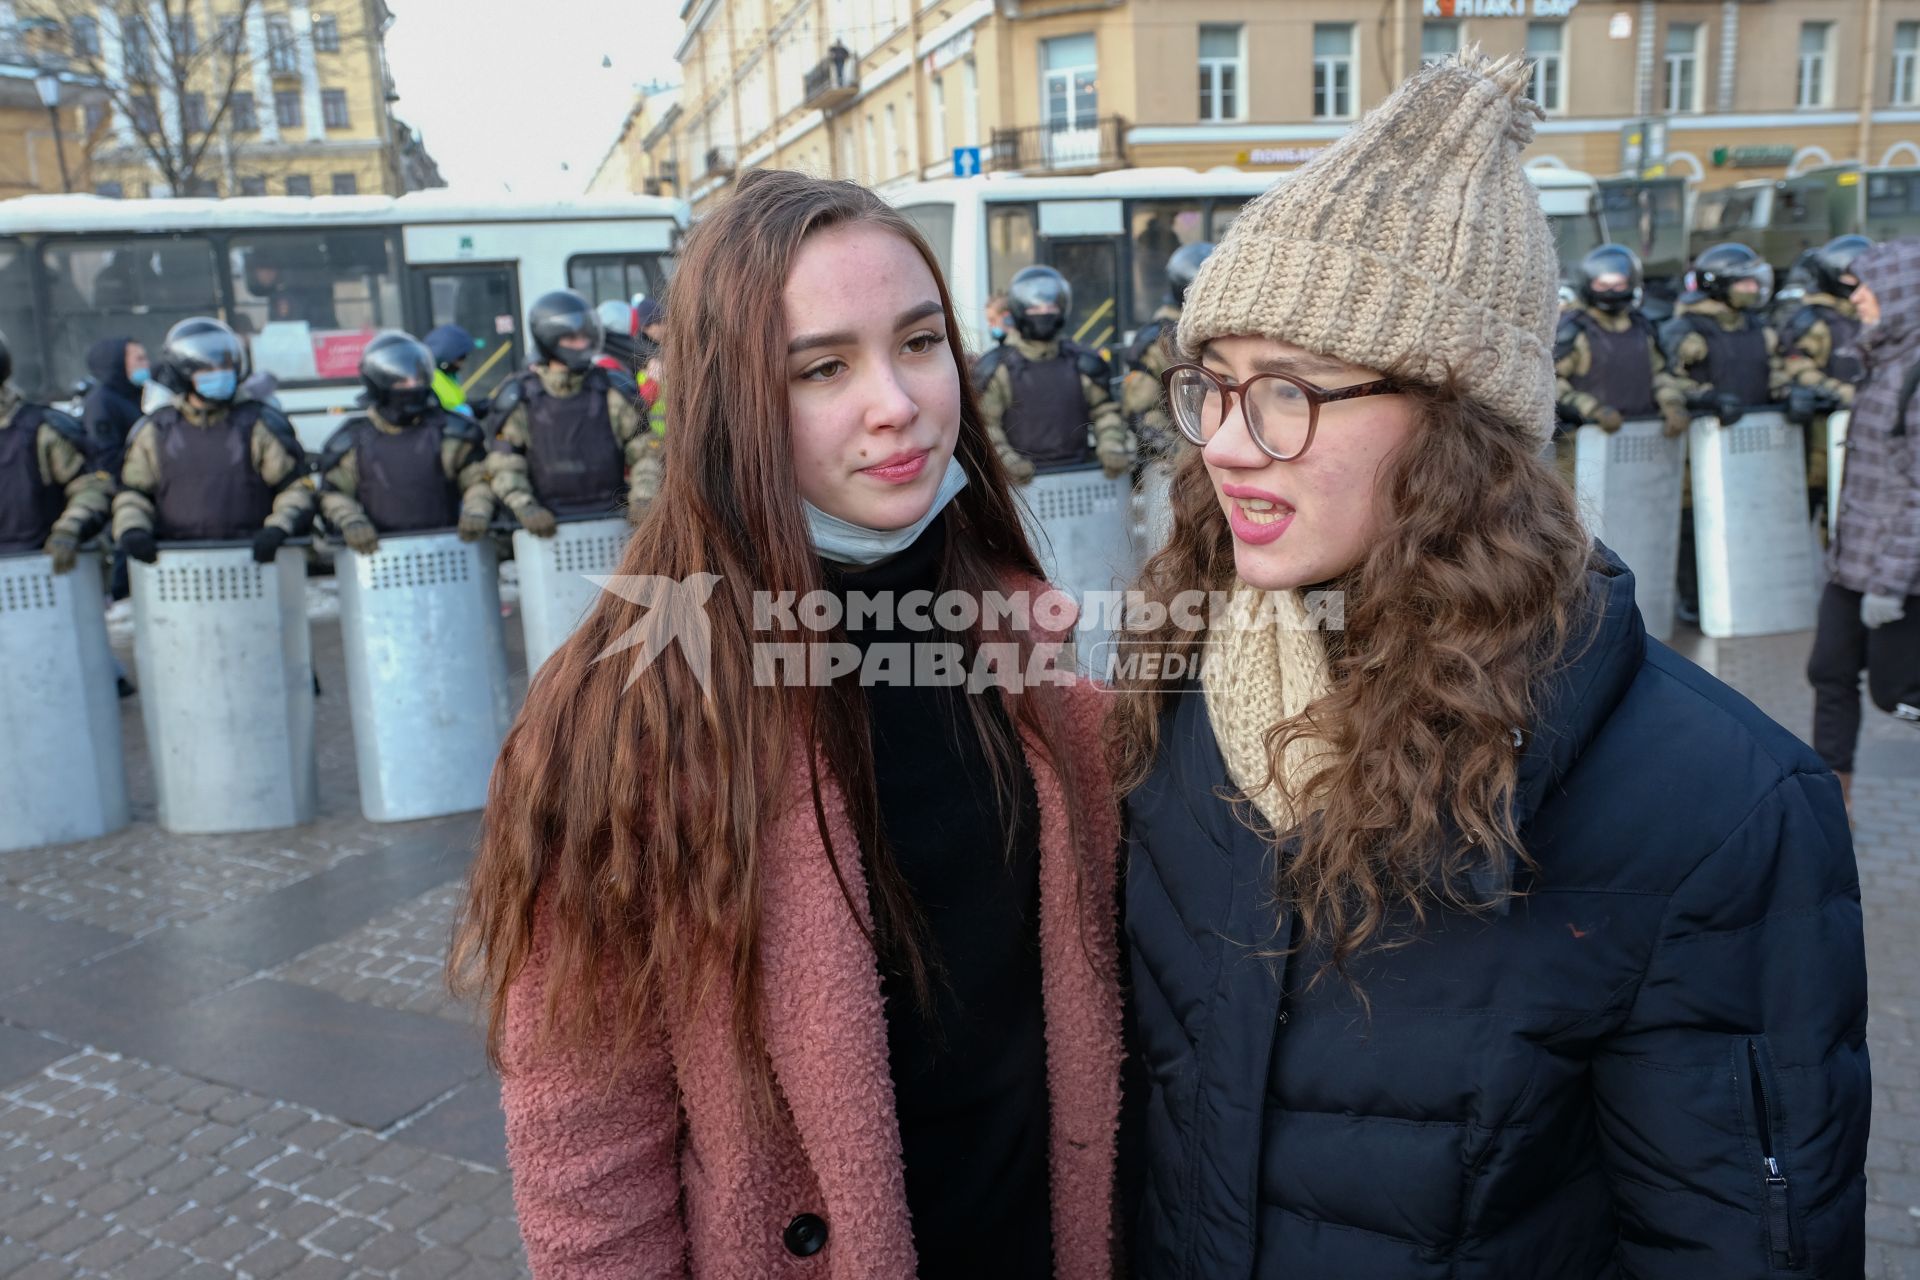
[1177,50,1561,445]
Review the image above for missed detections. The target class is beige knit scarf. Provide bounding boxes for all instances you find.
[1201,585,1337,834]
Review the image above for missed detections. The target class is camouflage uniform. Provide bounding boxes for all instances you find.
[1780,292,1866,504]
[111,397,314,541]
[0,386,113,563]
[1120,304,1182,456]
[317,406,496,536]
[1553,301,1692,431]
[485,364,661,525]
[974,332,1127,482]
[1655,297,1791,412]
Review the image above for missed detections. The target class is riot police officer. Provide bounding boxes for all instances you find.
[973,266,1127,483]
[486,289,660,533]
[0,332,112,572]
[1781,234,1871,524]
[318,333,497,555]
[1121,241,1214,455]
[113,317,314,565]
[595,299,643,374]
[1657,242,1789,427]
[1555,244,1692,439]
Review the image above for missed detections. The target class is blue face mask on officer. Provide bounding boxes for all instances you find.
[192,368,238,402]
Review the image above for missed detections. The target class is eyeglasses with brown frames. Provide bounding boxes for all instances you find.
[1158,361,1402,462]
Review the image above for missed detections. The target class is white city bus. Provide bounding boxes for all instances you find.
[0,191,688,450]
[887,167,1608,354]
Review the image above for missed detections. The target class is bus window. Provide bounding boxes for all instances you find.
[1049,238,1121,352]
[897,204,955,285]
[41,236,220,395]
[1210,200,1247,240]
[0,239,46,397]
[987,205,1036,298]
[1128,200,1205,327]
[230,231,404,382]
[567,254,666,307]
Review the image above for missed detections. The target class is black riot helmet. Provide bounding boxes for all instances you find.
[157,317,246,399]
[0,330,11,387]
[1687,242,1774,311]
[359,331,436,426]
[1166,241,1215,308]
[528,289,604,373]
[1809,234,1872,299]
[1576,243,1644,314]
[1007,266,1072,342]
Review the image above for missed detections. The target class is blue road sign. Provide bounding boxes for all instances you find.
[952,147,982,178]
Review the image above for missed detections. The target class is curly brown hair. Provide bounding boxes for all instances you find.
[1108,376,1595,975]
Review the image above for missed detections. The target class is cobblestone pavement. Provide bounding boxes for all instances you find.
[0,603,1914,1278]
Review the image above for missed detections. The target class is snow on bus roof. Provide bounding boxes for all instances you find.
[0,190,690,235]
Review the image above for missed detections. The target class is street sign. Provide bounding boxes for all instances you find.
[953,146,982,178]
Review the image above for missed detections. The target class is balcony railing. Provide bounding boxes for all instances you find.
[990,115,1128,175]
[802,50,857,109]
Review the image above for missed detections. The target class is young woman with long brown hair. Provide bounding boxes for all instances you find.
[449,169,1123,1279]
[1111,54,1869,1277]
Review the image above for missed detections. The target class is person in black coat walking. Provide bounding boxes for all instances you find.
[80,336,148,476]
[1108,51,1868,1279]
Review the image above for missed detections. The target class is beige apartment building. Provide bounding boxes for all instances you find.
[617,0,1920,213]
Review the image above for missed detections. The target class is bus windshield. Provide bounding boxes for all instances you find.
[41,236,222,396]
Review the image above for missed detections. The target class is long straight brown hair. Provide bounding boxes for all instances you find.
[449,169,1096,1105]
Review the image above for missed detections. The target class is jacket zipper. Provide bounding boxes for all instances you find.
[1747,1038,1795,1268]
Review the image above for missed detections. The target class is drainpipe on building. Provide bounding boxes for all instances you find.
[1859,0,1882,193]
[911,1,928,180]
[1635,0,1655,119]
[1392,0,1407,93]
[1716,0,1738,112]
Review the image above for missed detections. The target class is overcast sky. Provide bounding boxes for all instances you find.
[382,0,685,193]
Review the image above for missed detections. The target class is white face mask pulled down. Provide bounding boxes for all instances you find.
[803,455,969,567]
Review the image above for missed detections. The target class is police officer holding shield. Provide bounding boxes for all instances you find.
[318,333,497,555]
[1657,242,1789,427]
[1782,235,1871,524]
[112,318,314,565]
[974,266,1128,483]
[1121,242,1214,458]
[1555,244,1693,441]
[0,332,112,572]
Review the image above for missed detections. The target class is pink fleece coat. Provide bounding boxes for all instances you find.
[499,677,1124,1279]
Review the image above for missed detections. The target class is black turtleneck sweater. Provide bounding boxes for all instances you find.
[824,515,1053,1279]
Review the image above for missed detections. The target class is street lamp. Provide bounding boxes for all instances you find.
[33,71,72,194]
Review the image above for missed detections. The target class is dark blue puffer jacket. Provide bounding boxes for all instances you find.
[1125,553,1869,1279]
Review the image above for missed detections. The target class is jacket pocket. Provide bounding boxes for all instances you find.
[1740,1036,1800,1271]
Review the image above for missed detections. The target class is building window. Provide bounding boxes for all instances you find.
[268,16,297,74]
[285,174,312,196]
[885,103,902,176]
[331,172,357,195]
[1894,23,1918,107]
[864,112,878,181]
[274,91,302,129]
[218,16,242,55]
[1798,22,1833,108]
[1312,24,1355,120]
[1198,25,1243,122]
[1526,22,1564,114]
[175,14,196,55]
[1042,33,1099,134]
[1421,21,1461,66]
[130,95,158,134]
[232,91,257,132]
[239,176,267,196]
[94,180,123,198]
[83,101,108,134]
[70,15,101,57]
[1663,23,1700,114]
[931,75,947,164]
[182,93,208,134]
[322,89,349,129]
[123,22,151,79]
[312,15,339,53]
